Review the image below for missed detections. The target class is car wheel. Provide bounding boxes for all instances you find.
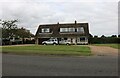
[53,43,57,45]
[43,43,47,45]
[66,43,69,45]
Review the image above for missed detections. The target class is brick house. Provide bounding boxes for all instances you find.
[35,21,89,44]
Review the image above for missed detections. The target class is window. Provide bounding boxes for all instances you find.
[77,27,84,33]
[69,28,75,32]
[41,28,50,33]
[60,28,75,32]
[52,40,54,41]
[64,38,67,40]
[60,28,68,32]
[80,37,85,41]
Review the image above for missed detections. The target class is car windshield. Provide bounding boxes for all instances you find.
[47,40,51,41]
[52,40,54,41]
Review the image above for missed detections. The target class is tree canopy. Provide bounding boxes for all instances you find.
[0,19,18,38]
[0,19,34,38]
[16,27,34,38]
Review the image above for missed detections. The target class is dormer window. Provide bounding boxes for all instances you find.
[77,27,84,33]
[41,28,50,33]
[60,28,75,32]
[60,28,68,32]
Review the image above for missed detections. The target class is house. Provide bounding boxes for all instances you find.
[35,21,89,45]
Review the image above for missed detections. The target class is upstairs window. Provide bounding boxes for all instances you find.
[60,28,75,32]
[69,28,75,32]
[41,28,50,33]
[77,27,84,33]
[60,28,68,32]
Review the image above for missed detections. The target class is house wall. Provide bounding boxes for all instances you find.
[77,37,88,44]
[65,36,88,44]
[35,22,89,45]
[36,36,88,45]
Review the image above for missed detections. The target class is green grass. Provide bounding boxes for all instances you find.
[2,45,91,56]
[92,44,120,49]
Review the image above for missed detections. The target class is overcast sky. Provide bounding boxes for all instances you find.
[0,0,119,36]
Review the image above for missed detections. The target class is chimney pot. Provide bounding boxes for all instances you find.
[75,20,77,24]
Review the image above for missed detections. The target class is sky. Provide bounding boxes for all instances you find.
[0,0,119,36]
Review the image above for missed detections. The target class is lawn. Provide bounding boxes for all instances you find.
[2,45,91,56]
[92,44,120,49]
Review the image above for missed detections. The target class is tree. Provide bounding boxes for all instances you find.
[16,27,34,44]
[118,34,120,37]
[0,19,18,38]
[16,27,34,38]
[88,34,93,44]
[89,34,93,38]
[101,35,106,38]
[111,35,117,38]
[0,19,34,44]
[0,19,34,38]
[94,35,98,38]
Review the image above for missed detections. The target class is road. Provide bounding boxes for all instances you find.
[2,54,118,76]
[0,53,2,77]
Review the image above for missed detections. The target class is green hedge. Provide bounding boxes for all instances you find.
[88,37,120,44]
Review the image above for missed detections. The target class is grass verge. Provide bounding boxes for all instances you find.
[2,45,91,56]
[92,44,120,49]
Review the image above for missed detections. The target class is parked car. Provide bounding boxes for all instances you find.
[42,38,72,45]
[42,38,58,45]
[10,37,22,44]
[59,40,71,45]
[2,38,10,45]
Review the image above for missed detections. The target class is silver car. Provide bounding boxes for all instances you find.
[42,38,58,45]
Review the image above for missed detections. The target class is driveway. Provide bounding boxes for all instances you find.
[88,45,118,56]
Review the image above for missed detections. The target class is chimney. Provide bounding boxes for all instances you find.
[57,22,59,24]
[75,20,77,24]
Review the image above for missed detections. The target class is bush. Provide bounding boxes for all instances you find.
[88,37,120,44]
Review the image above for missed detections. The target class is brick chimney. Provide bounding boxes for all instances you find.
[57,22,59,24]
[75,20,77,24]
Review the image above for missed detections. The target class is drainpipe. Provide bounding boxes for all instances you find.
[75,37,77,45]
[35,37,39,45]
[75,20,77,45]
[57,22,59,44]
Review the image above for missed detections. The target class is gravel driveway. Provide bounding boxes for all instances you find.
[88,45,118,56]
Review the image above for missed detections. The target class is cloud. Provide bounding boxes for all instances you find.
[0,0,118,36]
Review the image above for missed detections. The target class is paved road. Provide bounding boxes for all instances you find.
[0,53,2,77]
[2,54,118,76]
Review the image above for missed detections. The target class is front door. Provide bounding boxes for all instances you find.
[71,38,76,44]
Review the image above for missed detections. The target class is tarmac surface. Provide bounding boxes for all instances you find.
[2,54,118,76]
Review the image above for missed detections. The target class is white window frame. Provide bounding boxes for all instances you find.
[69,28,75,32]
[60,28,75,32]
[41,28,50,33]
[60,28,68,32]
[77,27,84,33]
